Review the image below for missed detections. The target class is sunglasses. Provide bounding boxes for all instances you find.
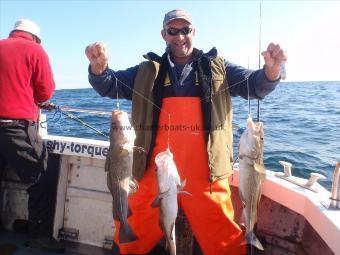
[166,27,192,36]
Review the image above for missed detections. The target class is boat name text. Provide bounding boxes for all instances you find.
[45,139,109,159]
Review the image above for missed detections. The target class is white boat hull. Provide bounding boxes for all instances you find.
[1,133,339,254]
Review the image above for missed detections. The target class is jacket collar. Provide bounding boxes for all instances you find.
[192,47,218,60]
[9,31,35,42]
[143,47,218,64]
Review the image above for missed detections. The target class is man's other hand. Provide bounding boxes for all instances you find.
[262,43,287,81]
[85,42,109,75]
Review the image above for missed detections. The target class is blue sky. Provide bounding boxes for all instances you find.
[1,0,339,90]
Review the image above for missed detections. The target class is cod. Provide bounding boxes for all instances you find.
[151,149,188,255]
[238,117,266,251]
[105,110,138,243]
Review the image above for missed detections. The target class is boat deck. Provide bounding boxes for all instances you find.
[0,230,112,255]
[1,229,267,255]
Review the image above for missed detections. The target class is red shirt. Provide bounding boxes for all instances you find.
[0,31,55,121]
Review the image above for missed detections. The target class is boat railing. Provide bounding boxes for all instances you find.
[275,160,326,193]
[275,160,340,210]
[329,162,340,209]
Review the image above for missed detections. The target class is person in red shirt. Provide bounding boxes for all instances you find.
[0,19,64,254]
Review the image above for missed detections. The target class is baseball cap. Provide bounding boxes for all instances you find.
[13,19,41,43]
[163,9,193,27]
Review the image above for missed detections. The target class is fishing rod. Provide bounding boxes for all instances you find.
[39,102,109,139]
[39,102,111,115]
[256,0,286,122]
[257,0,262,122]
[40,100,242,139]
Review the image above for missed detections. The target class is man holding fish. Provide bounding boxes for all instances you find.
[86,9,286,255]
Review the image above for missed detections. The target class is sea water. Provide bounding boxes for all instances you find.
[45,81,340,190]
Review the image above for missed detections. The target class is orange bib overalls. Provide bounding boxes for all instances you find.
[114,97,245,255]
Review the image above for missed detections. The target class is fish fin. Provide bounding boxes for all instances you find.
[170,222,175,241]
[241,200,246,208]
[254,167,266,183]
[127,205,132,218]
[238,189,246,208]
[178,179,186,190]
[122,142,135,152]
[119,147,130,156]
[104,154,110,172]
[129,178,139,195]
[254,162,266,175]
[119,221,138,244]
[238,194,247,225]
[178,190,192,196]
[244,231,264,251]
[151,196,162,208]
[159,219,166,234]
[133,146,146,153]
[112,207,119,221]
[106,172,113,194]
[239,208,247,227]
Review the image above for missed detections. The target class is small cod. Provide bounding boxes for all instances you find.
[151,149,188,255]
[105,110,138,243]
[238,117,266,251]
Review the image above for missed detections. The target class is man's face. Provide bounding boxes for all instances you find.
[162,19,195,61]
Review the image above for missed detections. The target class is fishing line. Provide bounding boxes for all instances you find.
[258,0,262,70]
[167,114,171,150]
[40,103,109,139]
[199,71,253,105]
[43,65,256,142]
[115,77,120,109]
[110,62,256,148]
[111,66,253,112]
[108,56,267,160]
[110,71,163,113]
[247,77,251,118]
[39,107,61,129]
[111,70,174,149]
[55,106,111,115]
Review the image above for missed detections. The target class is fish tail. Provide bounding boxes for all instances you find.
[119,220,138,244]
[244,231,264,251]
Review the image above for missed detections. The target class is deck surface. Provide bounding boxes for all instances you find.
[0,230,112,255]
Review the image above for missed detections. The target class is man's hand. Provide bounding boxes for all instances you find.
[261,43,287,81]
[85,42,109,75]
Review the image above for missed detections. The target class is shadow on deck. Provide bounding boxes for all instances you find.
[0,230,112,255]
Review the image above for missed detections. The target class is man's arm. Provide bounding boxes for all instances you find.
[225,61,279,99]
[226,42,286,99]
[88,65,139,100]
[86,42,138,100]
[33,47,55,103]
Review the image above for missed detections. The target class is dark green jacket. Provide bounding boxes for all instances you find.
[132,50,233,183]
